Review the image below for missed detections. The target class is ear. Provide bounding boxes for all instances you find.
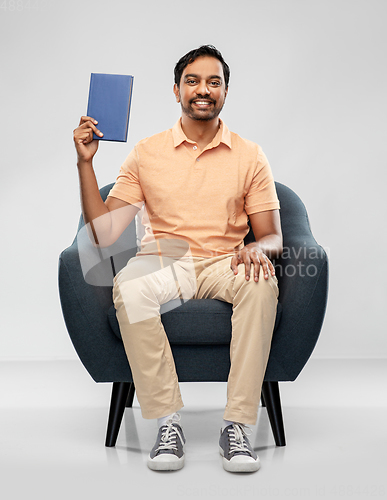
[173,83,180,103]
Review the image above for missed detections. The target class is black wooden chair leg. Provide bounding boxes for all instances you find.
[261,391,266,407]
[126,382,135,407]
[105,382,131,447]
[261,381,286,446]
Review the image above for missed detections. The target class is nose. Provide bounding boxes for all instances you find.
[196,79,210,96]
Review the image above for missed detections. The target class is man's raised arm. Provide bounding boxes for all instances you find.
[73,116,139,247]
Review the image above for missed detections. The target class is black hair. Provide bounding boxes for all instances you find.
[174,45,230,88]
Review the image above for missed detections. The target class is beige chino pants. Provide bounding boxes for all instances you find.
[112,250,279,425]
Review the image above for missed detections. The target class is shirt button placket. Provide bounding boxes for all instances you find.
[192,144,201,165]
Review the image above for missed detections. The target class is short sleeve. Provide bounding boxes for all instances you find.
[244,147,280,215]
[107,146,145,205]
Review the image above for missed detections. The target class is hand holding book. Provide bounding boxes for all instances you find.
[73,73,134,162]
[73,115,103,164]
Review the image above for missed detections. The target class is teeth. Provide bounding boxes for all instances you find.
[195,101,211,105]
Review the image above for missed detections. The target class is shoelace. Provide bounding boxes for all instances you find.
[227,423,253,454]
[155,415,184,453]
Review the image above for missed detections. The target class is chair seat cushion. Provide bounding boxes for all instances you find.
[108,299,282,345]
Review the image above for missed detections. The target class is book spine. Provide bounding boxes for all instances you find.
[87,73,95,118]
[125,76,134,139]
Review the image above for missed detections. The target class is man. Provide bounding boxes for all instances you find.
[73,45,282,473]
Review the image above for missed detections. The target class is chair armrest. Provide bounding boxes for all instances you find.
[267,230,329,381]
[58,241,132,382]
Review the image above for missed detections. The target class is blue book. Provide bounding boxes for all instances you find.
[86,73,134,142]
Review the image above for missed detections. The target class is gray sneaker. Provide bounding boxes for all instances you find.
[147,414,186,471]
[219,423,260,472]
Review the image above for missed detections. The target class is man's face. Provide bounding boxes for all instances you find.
[173,56,228,122]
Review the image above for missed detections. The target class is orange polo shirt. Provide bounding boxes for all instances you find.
[107,119,280,258]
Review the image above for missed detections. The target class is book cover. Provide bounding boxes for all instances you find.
[86,73,134,142]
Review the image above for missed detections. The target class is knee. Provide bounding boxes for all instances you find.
[113,275,163,326]
[113,273,157,308]
[234,268,279,300]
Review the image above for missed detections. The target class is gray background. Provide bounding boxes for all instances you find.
[0,0,386,359]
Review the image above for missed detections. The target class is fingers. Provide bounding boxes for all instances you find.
[233,247,275,282]
[230,255,239,275]
[251,250,275,281]
[79,116,98,126]
[74,117,103,144]
[267,258,275,276]
[258,254,270,281]
[73,116,103,163]
[233,251,255,282]
[249,252,260,281]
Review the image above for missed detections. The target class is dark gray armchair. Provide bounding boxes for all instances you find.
[58,181,328,448]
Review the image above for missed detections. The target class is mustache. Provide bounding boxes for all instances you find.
[189,96,216,105]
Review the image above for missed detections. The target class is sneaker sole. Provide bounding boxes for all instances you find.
[219,446,261,473]
[147,454,185,471]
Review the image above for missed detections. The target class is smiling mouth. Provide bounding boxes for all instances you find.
[192,100,215,108]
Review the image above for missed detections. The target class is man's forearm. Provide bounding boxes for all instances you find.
[77,159,110,225]
[252,234,283,260]
[77,159,114,246]
[77,159,140,248]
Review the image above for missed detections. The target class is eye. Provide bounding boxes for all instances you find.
[185,79,197,85]
[209,81,221,87]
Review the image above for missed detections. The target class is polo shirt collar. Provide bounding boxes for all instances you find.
[172,118,232,149]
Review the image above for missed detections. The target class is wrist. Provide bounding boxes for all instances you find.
[77,158,93,170]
